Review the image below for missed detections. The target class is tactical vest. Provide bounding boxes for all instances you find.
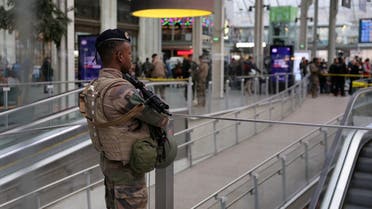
[79,77,150,163]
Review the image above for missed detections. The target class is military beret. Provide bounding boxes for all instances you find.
[95,28,131,49]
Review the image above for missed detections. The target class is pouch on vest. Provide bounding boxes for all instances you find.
[148,126,178,169]
[129,137,158,175]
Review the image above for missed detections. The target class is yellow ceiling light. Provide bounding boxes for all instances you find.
[131,0,214,18]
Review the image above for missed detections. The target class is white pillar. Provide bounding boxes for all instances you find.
[298,0,313,50]
[100,0,117,32]
[254,0,264,71]
[212,0,225,98]
[327,0,338,64]
[192,17,202,61]
[137,18,162,62]
[54,0,74,85]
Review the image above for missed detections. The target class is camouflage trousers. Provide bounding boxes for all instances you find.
[105,178,148,209]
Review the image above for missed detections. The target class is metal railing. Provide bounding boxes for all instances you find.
[190,115,344,209]
[0,73,306,209]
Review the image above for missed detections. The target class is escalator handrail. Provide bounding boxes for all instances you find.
[0,87,84,117]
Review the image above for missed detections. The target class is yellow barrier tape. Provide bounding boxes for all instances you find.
[322,73,371,78]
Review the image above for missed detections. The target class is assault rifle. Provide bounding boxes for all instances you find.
[124,73,171,116]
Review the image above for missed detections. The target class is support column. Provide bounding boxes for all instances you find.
[55,0,74,85]
[311,0,319,58]
[100,0,117,32]
[327,0,338,65]
[254,0,264,71]
[212,0,225,98]
[137,18,162,62]
[298,0,313,51]
[192,17,202,61]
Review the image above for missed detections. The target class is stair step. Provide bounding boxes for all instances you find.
[345,189,372,208]
[349,172,372,190]
[355,157,372,173]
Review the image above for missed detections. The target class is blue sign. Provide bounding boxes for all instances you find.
[360,18,372,43]
[270,45,293,82]
[78,35,102,80]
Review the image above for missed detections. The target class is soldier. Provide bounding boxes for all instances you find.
[196,55,209,106]
[79,29,170,209]
[151,53,167,99]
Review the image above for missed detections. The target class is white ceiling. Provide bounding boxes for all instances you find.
[225,0,372,27]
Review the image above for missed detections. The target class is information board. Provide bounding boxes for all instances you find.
[359,18,372,43]
[78,35,102,80]
[270,45,293,82]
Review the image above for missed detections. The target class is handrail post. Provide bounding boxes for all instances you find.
[302,141,310,183]
[155,164,174,209]
[291,85,295,111]
[3,87,10,128]
[218,196,227,209]
[213,120,218,154]
[254,104,258,134]
[320,128,328,156]
[187,77,193,115]
[280,156,287,202]
[235,112,240,145]
[3,87,10,110]
[85,171,92,209]
[225,80,230,109]
[254,77,259,97]
[36,193,41,208]
[252,173,260,209]
[187,130,193,167]
[285,74,289,90]
[265,76,269,96]
[241,78,245,105]
[156,119,175,209]
[208,81,212,113]
[275,74,279,94]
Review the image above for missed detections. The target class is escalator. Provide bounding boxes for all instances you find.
[343,139,372,209]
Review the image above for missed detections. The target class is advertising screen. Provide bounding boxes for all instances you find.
[78,35,102,80]
[359,18,372,43]
[270,45,293,82]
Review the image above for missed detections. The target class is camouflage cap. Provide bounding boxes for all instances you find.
[95,28,131,49]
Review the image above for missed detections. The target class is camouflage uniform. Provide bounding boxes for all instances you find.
[85,68,168,209]
[196,60,209,106]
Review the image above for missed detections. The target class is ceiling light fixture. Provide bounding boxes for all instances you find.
[131,0,214,18]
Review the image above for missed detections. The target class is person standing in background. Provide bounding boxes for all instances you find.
[151,53,167,99]
[40,57,53,93]
[196,55,209,106]
[309,57,320,98]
